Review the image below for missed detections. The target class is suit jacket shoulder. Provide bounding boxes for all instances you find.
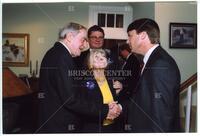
[41,42,74,68]
[143,46,180,76]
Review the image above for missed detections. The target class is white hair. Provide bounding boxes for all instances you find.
[59,22,86,39]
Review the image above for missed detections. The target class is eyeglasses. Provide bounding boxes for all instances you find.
[89,36,104,40]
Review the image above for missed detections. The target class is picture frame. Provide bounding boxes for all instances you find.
[2,33,29,67]
[169,23,197,48]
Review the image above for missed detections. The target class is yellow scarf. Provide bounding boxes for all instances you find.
[96,78,114,126]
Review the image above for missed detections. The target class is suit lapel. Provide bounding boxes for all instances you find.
[107,79,117,101]
[92,76,117,102]
[92,78,104,102]
[141,46,161,76]
[135,46,161,91]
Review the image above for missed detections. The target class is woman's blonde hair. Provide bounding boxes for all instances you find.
[87,49,107,70]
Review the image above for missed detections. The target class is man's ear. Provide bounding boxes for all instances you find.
[66,32,74,42]
[139,31,147,40]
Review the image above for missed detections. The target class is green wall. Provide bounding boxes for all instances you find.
[3,3,90,76]
[131,2,155,20]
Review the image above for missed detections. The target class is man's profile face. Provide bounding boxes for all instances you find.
[71,29,87,57]
[88,31,104,49]
[127,30,141,54]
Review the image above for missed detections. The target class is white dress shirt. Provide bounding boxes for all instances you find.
[141,44,159,74]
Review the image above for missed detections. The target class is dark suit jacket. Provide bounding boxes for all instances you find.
[80,76,119,132]
[38,42,108,133]
[127,46,181,132]
[73,49,89,69]
[118,53,140,102]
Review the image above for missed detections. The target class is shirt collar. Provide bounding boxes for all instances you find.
[143,44,159,65]
[59,41,72,55]
[126,53,132,60]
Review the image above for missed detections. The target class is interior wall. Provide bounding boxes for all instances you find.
[154,2,197,83]
[131,2,155,20]
[2,3,90,77]
[154,2,197,113]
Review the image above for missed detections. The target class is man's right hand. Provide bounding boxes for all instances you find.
[106,101,122,120]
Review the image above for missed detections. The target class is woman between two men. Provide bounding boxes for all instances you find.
[79,49,124,133]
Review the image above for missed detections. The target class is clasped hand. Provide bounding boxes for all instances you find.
[106,101,122,120]
[112,80,123,95]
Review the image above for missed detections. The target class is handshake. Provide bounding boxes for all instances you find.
[106,101,122,120]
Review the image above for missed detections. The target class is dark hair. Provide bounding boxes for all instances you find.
[87,25,105,38]
[119,43,131,53]
[127,18,160,44]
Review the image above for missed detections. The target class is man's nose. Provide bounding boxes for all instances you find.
[95,38,101,42]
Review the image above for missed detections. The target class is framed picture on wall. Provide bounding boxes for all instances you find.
[169,23,197,48]
[2,33,29,67]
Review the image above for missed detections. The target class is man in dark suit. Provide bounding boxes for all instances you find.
[125,18,181,132]
[114,44,140,132]
[37,22,121,133]
[119,43,141,101]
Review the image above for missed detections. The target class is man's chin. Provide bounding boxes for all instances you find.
[72,52,81,57]
[76,52,81,56]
